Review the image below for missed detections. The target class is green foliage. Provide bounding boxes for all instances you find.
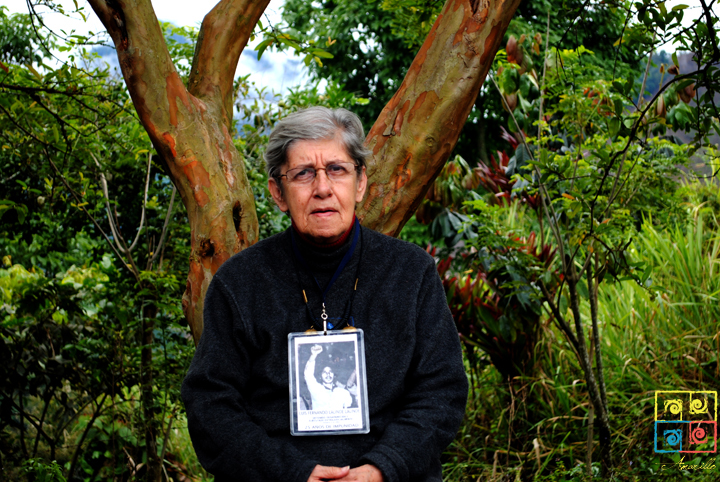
[677,147,720,229]
[440,1,720,478]
[434,39,692,400]
[0,8,54,65]
[396,214,431,247]
[0,14,201,480]
[495,41,694,284]
[22,458,67,482]
[161,22,199,82]
[511,1,648,77]
[413,155,483,248]
[278,0,650,166]
[1,1,719,480]
[0,31,152,273]
[440,200,556,379]
[0,256,195,478]
[251,16,336,69]
[378,0,445,50]
[280,0,417,127]
[444,216,720,481]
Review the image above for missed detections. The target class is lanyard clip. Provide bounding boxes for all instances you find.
[321,302,328,335]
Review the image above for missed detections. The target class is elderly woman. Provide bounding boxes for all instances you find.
[182,107,467,482]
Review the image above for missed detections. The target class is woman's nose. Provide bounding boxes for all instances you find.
[313,169,332,195]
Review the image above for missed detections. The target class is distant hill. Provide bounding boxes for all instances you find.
[638,51,719,177]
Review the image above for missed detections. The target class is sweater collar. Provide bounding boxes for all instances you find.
[291,217,356,276]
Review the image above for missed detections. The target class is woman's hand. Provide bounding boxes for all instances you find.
[335,465,383,481]
[307,465,349,481]
[307,464,383,482]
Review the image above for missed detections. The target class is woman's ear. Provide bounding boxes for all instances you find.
[355,166,368,204]
[268,177,288,212]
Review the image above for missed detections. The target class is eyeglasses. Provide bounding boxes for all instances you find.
[279,162,358,184]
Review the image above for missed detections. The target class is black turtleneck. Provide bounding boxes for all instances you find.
[292,222,355,291]
[182,224,468,482]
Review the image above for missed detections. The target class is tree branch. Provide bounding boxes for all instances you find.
[636,33,656,108]
[567,265,613,471]
[89,0,260,342]
[127,150,153,253]
[31,389,53,458]
[91,152,127,255]
[539,280,579,354]
[189,0,271,125]
[0,82,127,116]
[12,400,55,449]
[359,0,523,235]
[48,152,140,281]
[87,0,186,158]
[489,74,568,274]
[148,186,176,270]
[588,254,608,410]
[698,0,720,61]
[567,264,610,430]
[67,393,108,482]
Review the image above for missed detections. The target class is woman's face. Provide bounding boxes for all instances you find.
[268,136,367,244]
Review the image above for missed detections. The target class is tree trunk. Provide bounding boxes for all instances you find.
[358,0,521,235]
[567,272,613,473]
[88,0,522,342]
[87,0,264,342]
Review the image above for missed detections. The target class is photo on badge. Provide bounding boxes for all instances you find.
[288,329,370,436]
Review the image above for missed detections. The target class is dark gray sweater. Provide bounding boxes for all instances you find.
[181,225,468,482]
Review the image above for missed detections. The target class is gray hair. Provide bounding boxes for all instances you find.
[264,107,371,181]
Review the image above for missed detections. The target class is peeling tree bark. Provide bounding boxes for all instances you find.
[358,0,522,234]
[88,0,520,342]
[87,0,263,342]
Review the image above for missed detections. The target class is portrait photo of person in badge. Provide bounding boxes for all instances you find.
[181,107,469,482]
[299,343,358,411]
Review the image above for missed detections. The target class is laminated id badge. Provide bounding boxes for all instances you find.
[288,329,370,436]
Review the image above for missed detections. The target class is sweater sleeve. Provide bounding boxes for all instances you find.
[358,260,468,482]
[181,276,318,482]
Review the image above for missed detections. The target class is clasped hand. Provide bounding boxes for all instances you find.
[308,464,383,482]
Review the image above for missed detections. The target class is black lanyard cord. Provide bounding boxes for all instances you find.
[290,218,364,333]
